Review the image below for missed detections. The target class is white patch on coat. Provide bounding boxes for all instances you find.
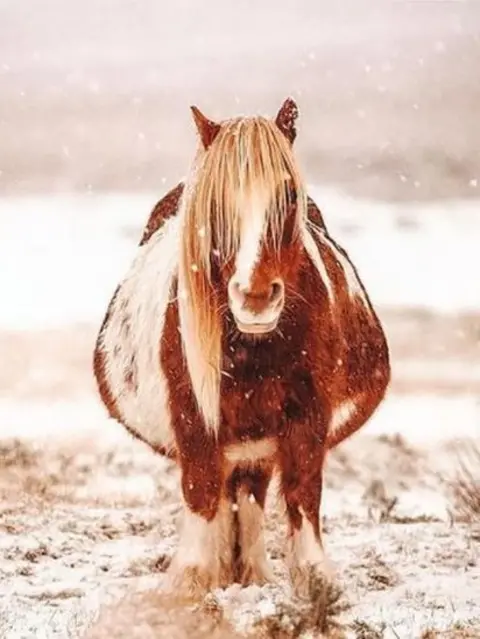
[233,186,270,291]
[301,225,335,303]
[224,437,277,467]
[98,214,180,451]
[330,398,358,432]
[315,230,370,305]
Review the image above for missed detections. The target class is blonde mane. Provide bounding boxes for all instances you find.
[177,116,308,432]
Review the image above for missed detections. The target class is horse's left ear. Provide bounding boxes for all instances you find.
[275,97,299,144]
[190,106,221,149]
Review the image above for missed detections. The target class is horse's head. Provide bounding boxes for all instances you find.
[178,98,319,428]
[182,98,307,337]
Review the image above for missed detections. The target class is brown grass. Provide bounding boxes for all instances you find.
[349,619,387,639]
[84,591,242,639]
[450,441,480,524]
[420,623,479,638]
[253,573,348,638]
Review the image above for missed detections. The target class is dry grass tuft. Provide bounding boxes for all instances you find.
[84,590,241,639]
[0,438,38,468]
[364,551,399,590]
[420,622,479,638]
[349,619,387,639]
[362,479,398,523]
[253,573,348,638]
[450,442,480,524]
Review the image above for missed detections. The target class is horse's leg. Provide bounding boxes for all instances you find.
[227,464,275,586]
[168,430,233,599]
[278,421,329,598]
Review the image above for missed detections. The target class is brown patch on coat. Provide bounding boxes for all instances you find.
[140,182,184,246]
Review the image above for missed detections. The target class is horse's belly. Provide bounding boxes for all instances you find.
[94,215,180,452]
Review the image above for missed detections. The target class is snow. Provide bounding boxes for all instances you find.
[1,188,480,331]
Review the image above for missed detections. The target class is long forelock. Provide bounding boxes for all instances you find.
[177,115,308,433]
[190,116,307,270]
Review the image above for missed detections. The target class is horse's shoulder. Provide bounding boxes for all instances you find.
[140,182,185,246]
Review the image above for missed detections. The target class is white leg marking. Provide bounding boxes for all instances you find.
[236,490,275,585]
[288,508,330,597]
[169,500,234,597]
[99,215,180,450]
[289,510,325,568]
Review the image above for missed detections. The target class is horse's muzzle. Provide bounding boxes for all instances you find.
[228,277,285,335]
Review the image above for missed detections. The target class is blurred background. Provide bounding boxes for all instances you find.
[1,0,480,201]
[1,2,480,635]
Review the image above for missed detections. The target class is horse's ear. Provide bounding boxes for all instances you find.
[275,97,299,144]
[190,106,221,149]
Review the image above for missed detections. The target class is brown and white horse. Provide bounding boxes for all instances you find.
[93,98,390,599]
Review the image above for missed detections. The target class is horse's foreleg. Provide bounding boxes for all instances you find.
[168,430,232,599]
[279,421,330,598]
[227,464,275,586]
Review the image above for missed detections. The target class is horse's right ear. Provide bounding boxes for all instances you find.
[275,97,299,144]
[190,106,221,149]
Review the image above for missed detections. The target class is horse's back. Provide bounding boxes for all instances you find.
[93,190,184,454]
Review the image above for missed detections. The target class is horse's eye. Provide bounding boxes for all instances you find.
[287,187,297,206]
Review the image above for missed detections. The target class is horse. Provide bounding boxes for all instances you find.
[93,98,390,600]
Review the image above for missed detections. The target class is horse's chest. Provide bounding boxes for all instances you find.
[220,350,317,443]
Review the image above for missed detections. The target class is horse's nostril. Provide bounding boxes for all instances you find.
[270,281,284,303]
[229,279,246,304]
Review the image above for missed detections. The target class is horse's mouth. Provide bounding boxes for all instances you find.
[234,319,278,335]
